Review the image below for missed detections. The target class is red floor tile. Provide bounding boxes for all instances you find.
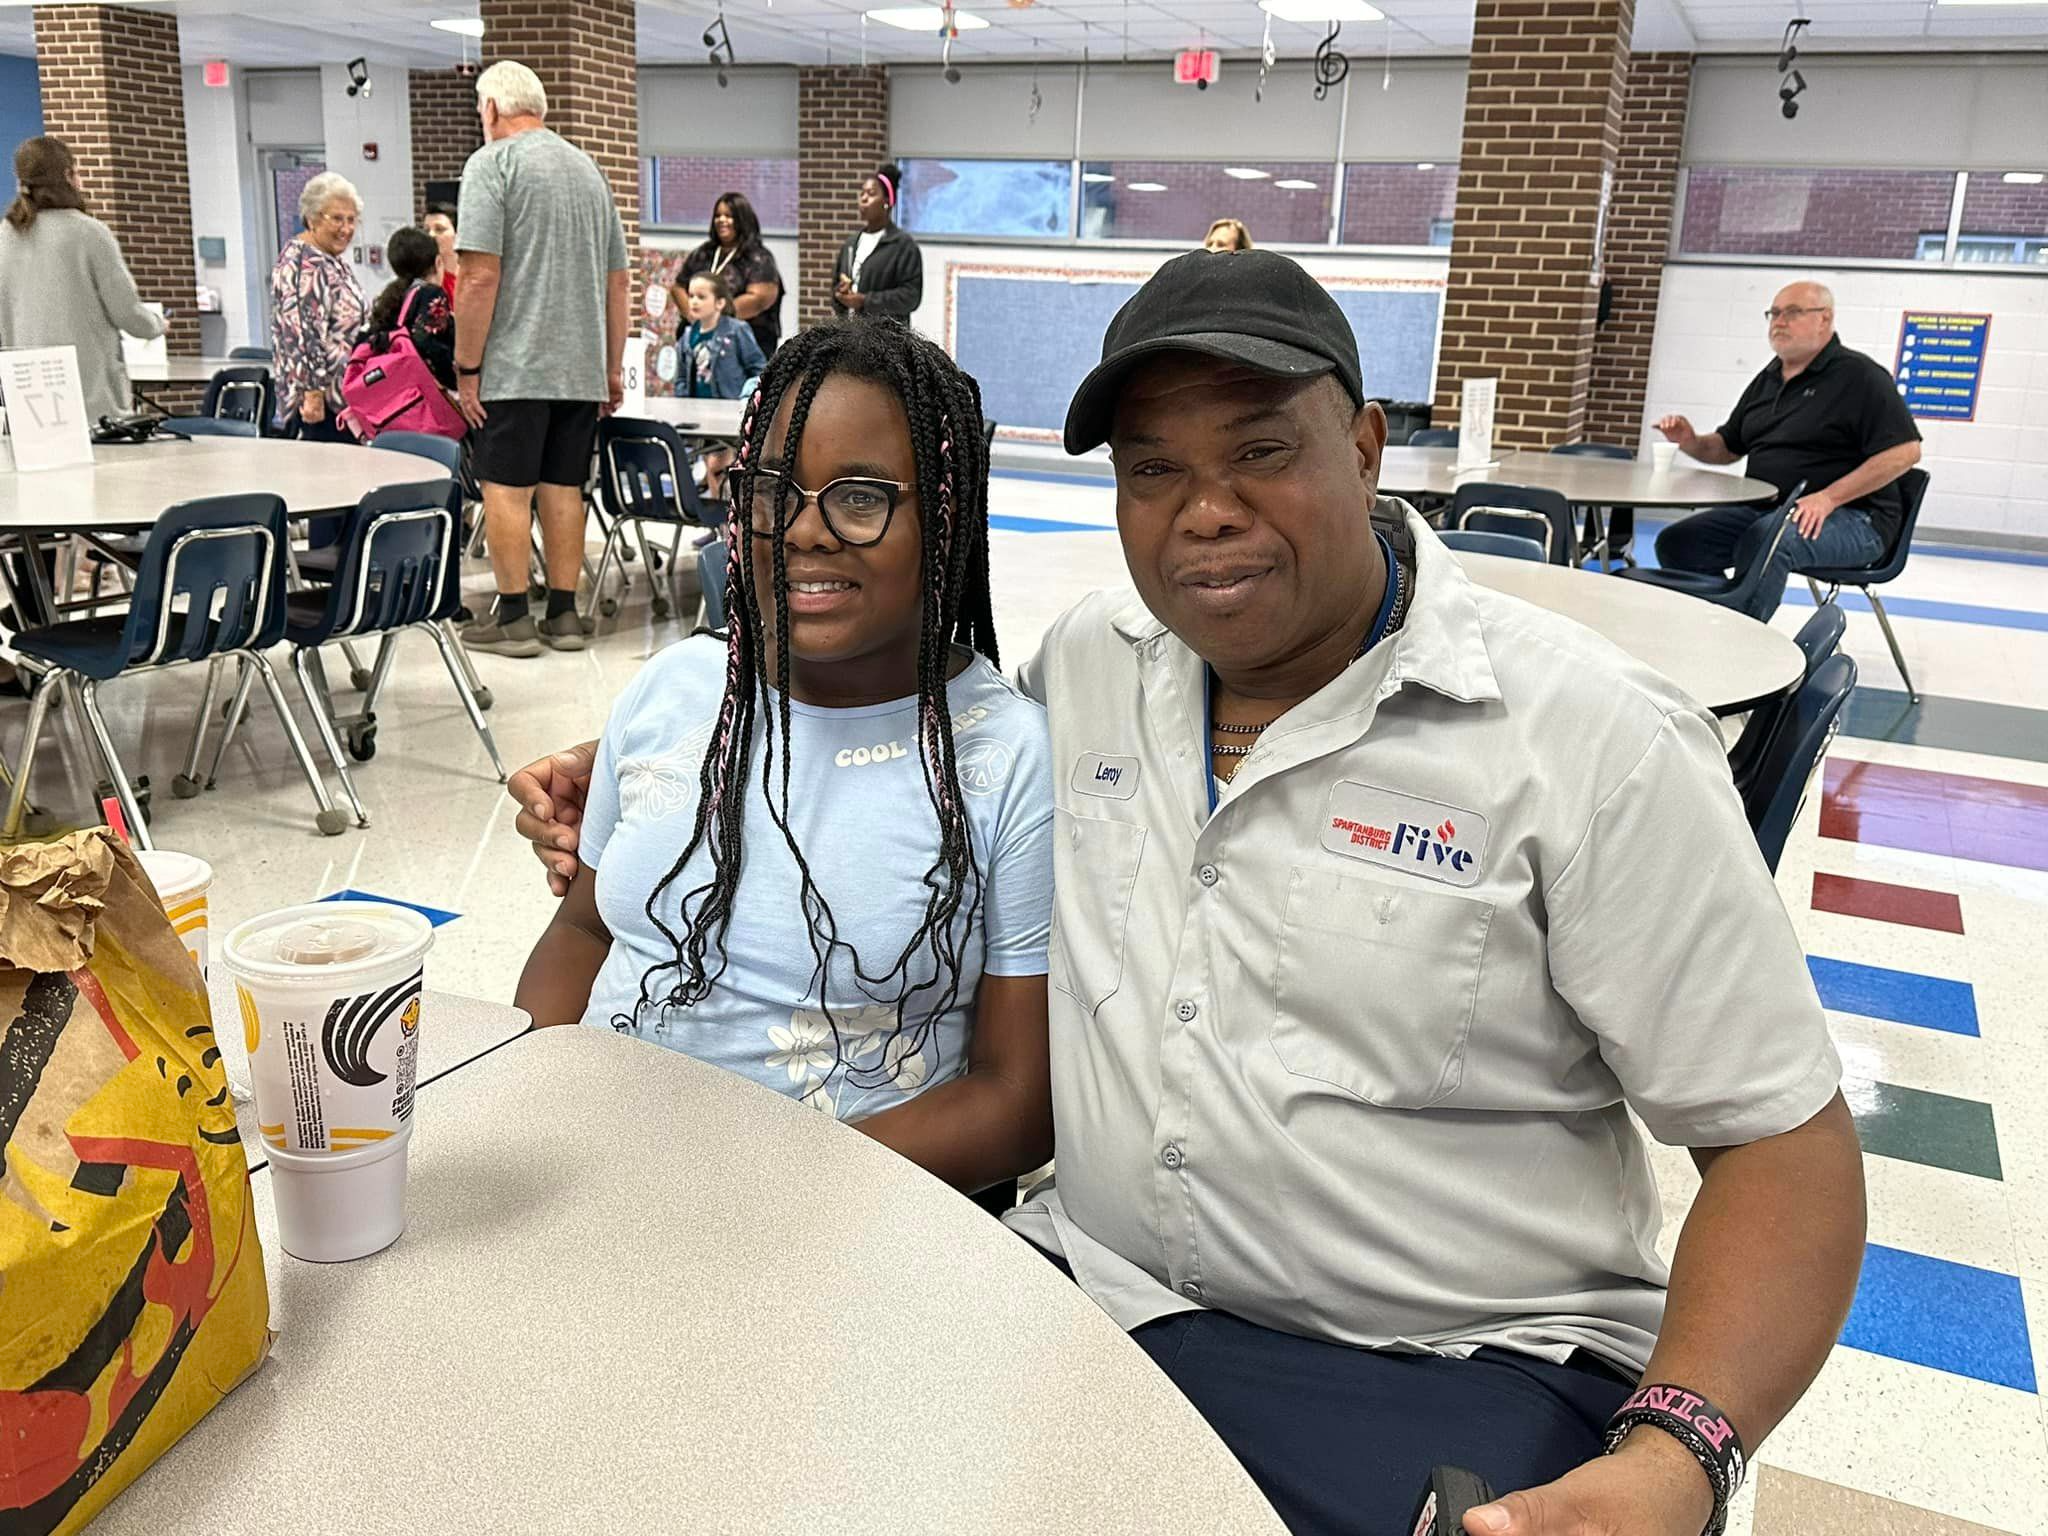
[1810,872,1965,934]
[1821,758,2048,874]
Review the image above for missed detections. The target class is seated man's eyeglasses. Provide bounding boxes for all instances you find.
[1763,304,1828,322]
[723,469,912,548]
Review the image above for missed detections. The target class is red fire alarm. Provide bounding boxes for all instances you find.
[362,142,380,162]
[1174,50,1219,87]
[203,60,229,88]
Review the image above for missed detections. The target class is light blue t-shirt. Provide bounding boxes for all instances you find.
[580,636,1054,1123]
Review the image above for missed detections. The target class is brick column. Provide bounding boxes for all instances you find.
[1433,0,1635,447]
[797,67,887,331]
[31,4,200,355]
[1585,52,1691,446]
[476,0,641,314]
[409,67,485,218]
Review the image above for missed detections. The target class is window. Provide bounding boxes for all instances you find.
[1677,166,1958,262]
[1955,173,2048,266]
[897,159,1071,239]
[642,156,799,234]
[1340,164,1459,247]
[1080,162,1333,245]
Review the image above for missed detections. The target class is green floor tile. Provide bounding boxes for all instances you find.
[1843,687,2048,766]
[1848,1078,2003,1181]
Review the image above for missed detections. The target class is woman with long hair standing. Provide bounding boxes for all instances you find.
[0,137,166,421]
[270,171,366,441]
[678,191,783,358]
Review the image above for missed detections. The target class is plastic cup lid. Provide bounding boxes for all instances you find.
[224,901,433,982]
[133,848,212,896]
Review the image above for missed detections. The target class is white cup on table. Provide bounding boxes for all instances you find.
[1652,441,1679,474]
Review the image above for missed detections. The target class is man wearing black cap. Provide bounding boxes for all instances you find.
[502,254,1866,1536]
[1004,250,1863,1536]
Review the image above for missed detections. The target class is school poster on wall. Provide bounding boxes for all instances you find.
[1894,312,1990,422]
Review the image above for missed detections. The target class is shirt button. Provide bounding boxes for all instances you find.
[1162,1145,1184,1170]
[1198,864,1219,887]
[1181,1281,1203,1301]
[1174,1000,1198,1023]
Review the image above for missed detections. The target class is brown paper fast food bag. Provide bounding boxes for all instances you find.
[0,830,270,1534]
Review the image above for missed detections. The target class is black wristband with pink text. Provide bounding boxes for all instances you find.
[1600,1383,1746,1536]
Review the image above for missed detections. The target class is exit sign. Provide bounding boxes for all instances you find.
[203,59,230,88]
[1174,50,1219,86]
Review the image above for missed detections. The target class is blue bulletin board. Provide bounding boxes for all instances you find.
[950,268,1442,440]
[1894,312,1990,422]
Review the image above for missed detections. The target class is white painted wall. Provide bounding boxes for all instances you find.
[1641,263,2048,542]
[181,65,261,350]
[318,62,415,308]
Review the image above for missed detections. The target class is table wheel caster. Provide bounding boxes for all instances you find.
[345,721,378,762]
[315,808,351,837]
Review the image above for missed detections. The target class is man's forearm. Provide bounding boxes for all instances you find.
[454,270,501,371]
[1683,432,1737,465]
[1641,1094,1866,1451]
[606,270,629,373]
[1821,441,1921,509]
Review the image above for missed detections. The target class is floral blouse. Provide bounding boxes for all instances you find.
[269,238,364,418]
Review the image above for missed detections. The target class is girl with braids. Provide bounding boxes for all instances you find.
[515,321,1054,1194]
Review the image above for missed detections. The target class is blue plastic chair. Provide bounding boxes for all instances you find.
[591,416,721,626]
[203,365,274,428]
[1409,427,1459,448]
[270,477,506,828]
[3,493,349,845]
[1438,528,1548,562]
[161,416,258,439]
[1801,467,1930,702]
[1450,482,1575,565]
[1550,441,1637,567]
[229,346,274,362]
[1747,651,1858,874]
[697,543,730,631]
[1727,603,1846,798]
[1618,483,1806,614]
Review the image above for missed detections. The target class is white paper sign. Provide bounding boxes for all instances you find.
[1456,377,1498,471]
[120,303,168,370]
[0,347,94,472]
[621,336,648,416]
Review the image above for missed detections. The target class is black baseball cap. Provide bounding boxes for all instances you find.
[1063,249,1365,455]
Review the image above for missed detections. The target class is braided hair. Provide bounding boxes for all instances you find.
[619,320,999,1097]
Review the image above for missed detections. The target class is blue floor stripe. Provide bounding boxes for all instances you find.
[1776,586,2048,633]
[993,465,1114,488]
[1808,955,1979,1036]
[989,513,1115,534]
[321,889,462,927]
[1841,1243,2036,1392]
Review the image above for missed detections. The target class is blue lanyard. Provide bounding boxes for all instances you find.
[1204,531,1401,816]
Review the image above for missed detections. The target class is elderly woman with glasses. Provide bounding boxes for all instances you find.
[270,171,365,440]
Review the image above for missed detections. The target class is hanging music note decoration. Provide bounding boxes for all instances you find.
[1313,21,1349,102]
[1256,11,1275,103]
[703,14,736,87]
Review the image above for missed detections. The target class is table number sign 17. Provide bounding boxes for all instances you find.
[0,346,94,472]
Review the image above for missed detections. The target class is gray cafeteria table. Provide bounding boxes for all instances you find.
[642,393,747,442]
[1380,446,1775,508]
[100,1025,1286,1535]
[213,981,532,1168]
[1454,549,1803,714]
[127,355,247,384]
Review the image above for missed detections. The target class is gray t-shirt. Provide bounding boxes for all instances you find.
[457,128,628,402]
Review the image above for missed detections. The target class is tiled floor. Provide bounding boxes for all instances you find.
[10,471,2046,1532]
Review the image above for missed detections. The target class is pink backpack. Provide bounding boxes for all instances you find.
[341,286,467,442]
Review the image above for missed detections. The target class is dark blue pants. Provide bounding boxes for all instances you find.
[1129,1308,1632,1534]
[1655,501,1885,621]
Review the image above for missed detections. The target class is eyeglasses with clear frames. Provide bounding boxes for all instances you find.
[1763,305,1829,322]
[722,468,913,548]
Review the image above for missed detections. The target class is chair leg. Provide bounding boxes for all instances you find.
[75,680,153,852]
[584,524,626,625]
[441,619,491,711]
[248,652,351,837]
[422,622,509,783]
[204,658,257,790]
[340,641,371,690]
[4,677,58,837]
[630,520,668,617]
[361,632,401,718]
[1866,589,1918,704]
[1806,577,1825,605]
[175,657,226,797]
[293,647,371,828]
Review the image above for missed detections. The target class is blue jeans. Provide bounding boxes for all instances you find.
[1655,502,1885,621]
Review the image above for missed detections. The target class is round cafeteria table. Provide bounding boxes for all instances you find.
[96,1025,1287,1535]
[1454,549,1803,714]
[0,437,441,532]
[641,393,747,442]
[1380,447,1775,508]
[127,356,248,385]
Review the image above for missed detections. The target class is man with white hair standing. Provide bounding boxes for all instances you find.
[1654,279,1921,620]
[454,59,631,657]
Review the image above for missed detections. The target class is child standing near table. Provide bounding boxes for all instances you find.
[674,270,765,498]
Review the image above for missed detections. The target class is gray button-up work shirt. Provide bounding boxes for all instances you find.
[1005,514,1840,1374]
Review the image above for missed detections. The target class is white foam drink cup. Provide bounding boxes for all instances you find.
[1652,441,1679,473]
[223,901,433,1262]
[134,848,214,979]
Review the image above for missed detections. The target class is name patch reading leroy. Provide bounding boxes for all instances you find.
[1072,753,1140,800]
[1322,781,1489,887]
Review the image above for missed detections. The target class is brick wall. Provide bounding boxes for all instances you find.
[1679,167,1956,261]
[1434,0,1635,447]
[410,67,484,219]
[1585,52,1689,446]
[797,67,887,330]
[31,4,200,355]
[1958,176,2048,239]
[476,0,642,317]
[1341,163,1461,247]
[648,154,800,233]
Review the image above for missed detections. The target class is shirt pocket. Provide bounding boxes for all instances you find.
[1049,808,1146,1015]
[1269,864,1494,1109]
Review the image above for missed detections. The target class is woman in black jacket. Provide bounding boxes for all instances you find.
[831,161,922,324]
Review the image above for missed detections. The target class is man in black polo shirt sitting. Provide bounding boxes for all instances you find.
[1653,280,1922,620]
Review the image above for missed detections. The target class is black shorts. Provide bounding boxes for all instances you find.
[472,399,600,489]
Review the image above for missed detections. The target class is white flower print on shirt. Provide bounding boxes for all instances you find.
[882,1032,930,1093]
[798,1074,839,1117]
[765,1012,835,1084]
[617,721,714,825]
